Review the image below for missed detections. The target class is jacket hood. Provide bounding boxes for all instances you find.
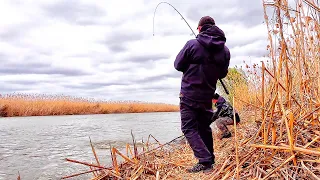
[196,24,226,51]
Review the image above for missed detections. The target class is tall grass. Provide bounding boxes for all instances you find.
[0,93,179,117]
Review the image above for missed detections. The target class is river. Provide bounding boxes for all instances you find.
[0,112,182,180]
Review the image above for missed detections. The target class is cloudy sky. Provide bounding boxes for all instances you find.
[0,0,270,105]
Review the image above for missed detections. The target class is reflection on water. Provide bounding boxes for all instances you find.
[0,112,181,180]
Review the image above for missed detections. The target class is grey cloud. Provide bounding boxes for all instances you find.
[62,71,180,92]
[94,52,169,67]
[97,64,133,72]
[120,83,178,94]
[185,0,264,27]
[0,84,27,92]
[107,32,144,43]
[226,35,266,49]
[0,26,25,42]
[0,79,43,94]
[235,48,268,58]
[142,85,177,92]
[0,79,57,95]
[66,53,105,64]
[0,53,8,62]
[102,7,152,27]
[101,31,145,53]
[231,40,269,57]
[37,50,53,56]
[6,80,43,86]
[82,83,178,96]
[0,22,42,43]
[0,65,90,76]
[103,28,144,45]
[43,0,107,25]
[75,19,103,26]
[64,82,130,90]
[149,0,264,37]
[108,44,127,53]
[123,53,169,62]
[96,60,140,72]
[157,30,195,37]
[249,48,269,57]
[0,55,91,76]
[135,71,181,83]
[0,1,47,43]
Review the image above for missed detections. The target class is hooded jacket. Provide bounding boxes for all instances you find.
[174,24,230,102]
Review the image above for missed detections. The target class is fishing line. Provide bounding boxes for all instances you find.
[152,2,230,95]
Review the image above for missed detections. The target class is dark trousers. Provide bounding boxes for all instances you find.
[179,97,215,164]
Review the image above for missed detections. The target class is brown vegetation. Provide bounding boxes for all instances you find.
[211,0,320,178]
[218,0,320,178]
[217,67,255,112]
[0,94,179,117]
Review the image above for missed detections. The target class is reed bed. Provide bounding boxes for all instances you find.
[213,0,320,179]
[0,94,179,117]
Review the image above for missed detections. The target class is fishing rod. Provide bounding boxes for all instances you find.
[152,1,230,95]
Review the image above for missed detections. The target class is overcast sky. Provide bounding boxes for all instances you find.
[0,0,270,104]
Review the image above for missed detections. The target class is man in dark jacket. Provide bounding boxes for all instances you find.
[211,93,240,139]
[174,16,230,173]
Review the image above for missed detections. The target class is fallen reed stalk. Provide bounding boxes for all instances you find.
[232,96,240,180]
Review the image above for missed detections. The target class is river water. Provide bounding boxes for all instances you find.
[0,112,183,180]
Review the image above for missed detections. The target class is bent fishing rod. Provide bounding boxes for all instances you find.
[152,1,230,95]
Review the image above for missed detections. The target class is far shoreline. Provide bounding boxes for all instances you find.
[0,94,180,118]
[0,111,180,118]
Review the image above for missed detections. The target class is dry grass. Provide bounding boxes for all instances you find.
[0,94,179,117]
[218,67,257,112]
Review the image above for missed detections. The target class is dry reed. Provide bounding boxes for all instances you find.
[211,0,320,179]
[0,93,179,117]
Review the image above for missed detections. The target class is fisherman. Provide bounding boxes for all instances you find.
[211,93,240,139]
[174,16,230,173]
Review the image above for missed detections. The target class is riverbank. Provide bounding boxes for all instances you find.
[63,108,320,180]
[0,94,179,117]
[62,111,259,180]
